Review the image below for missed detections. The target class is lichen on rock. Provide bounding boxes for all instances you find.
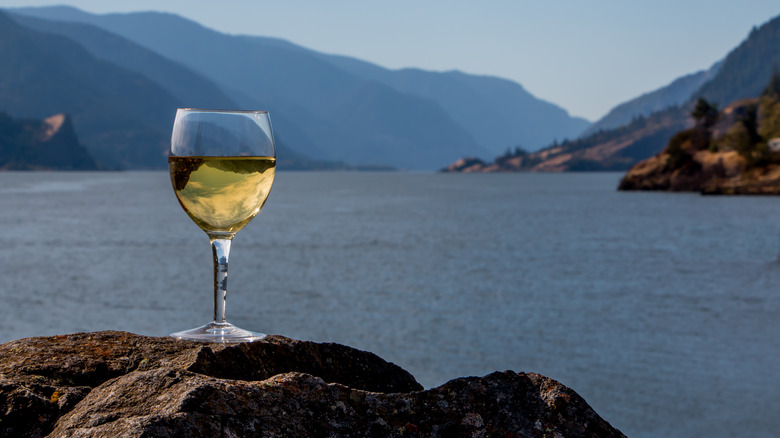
[0,331,625,437]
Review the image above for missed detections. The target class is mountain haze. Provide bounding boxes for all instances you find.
[582,62,721,137]
[0,112,97,170]
[0,10,178,168]
[444,107,687,172]
[9,13,238,110]
[447,12,780,173]
[5,12,329,170]
[9,6,590,169]
[7,7,481,169]
[695,15,780,107]
[311,55,590,153]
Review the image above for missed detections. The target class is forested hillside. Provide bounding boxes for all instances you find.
[444,12,780,173]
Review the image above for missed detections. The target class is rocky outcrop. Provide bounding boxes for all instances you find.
[0,112,97,170]
[0,331,625,437]
[619,94,780,194]
[618,149,780,194]
[441,157,491,172]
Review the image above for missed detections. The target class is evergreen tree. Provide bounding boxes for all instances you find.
[513,146,528,156]
[762,65,780,99]
[691,98,718,127]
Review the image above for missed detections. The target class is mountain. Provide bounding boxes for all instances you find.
[0,112,97,170]
[619,78,780,194]
[0,10,340,169]
[442,107,687,172]
[9,13,237,110]
[8,6,589,168]
[310,55,591,153]
[7,7,484,169]
[695,15,780,108]
[581,62,721,137]
[445,12,780,173]
[0,10,179,169]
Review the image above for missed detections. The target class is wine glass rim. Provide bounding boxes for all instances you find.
[178,108,270,115]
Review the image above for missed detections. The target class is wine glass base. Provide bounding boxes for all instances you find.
[170,321,267,343]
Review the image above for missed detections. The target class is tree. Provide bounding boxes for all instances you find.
[691,98,718,127]
[665,130,694,169]
[762,65,780,99]
[513,146,528,156]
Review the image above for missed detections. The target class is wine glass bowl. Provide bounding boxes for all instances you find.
[168,109,276,342]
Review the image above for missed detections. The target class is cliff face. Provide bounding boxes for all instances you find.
[0,112,97,170]
[0,331,625,438]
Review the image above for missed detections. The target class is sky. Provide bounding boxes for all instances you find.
[2,0,780,122]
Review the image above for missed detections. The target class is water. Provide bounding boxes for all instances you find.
[1,171,779,437]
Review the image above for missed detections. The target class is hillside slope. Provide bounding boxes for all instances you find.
[0,112,97,170]
[8,5,592,168]
[0,11,179,169]
[10,13,237,110]
[582,63,720,137]
[8,6,490,170]
[444,12,780,173]
[5,12,332,170]
[317,56,590,153]
[696,15,780,108]
[619,80,780,194]
[443,107,688,172]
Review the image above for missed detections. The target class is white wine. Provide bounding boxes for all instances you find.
[169,156,276,234]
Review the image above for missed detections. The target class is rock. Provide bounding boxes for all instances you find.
[440,157,489,172]
[619,93,780,194]
[618,143,780,194]
[0,112,98,170]
[0,331,625,437]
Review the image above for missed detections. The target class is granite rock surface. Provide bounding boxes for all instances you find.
[0,331,625,437]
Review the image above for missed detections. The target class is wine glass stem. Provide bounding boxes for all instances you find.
[209,236,233,323]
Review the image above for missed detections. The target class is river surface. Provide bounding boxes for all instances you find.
[1,171,779,437]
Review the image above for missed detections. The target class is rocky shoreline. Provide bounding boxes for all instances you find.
[618,149,780,194]
[0,331,625,437]
[619,95,780,195]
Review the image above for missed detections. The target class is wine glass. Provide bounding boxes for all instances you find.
[168,108,276,342]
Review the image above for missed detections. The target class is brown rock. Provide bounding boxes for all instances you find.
[441,157,489,172]
[0,112,97,170]
[619,95,780,194]
[618,148,780,194]
[0,331,625,438]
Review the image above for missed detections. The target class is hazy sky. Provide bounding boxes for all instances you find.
[3,0,780,121]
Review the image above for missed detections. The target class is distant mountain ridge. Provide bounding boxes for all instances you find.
[0,10,180,169]
[6,7,482,169]
[8,5,591,169]
[9,13,238,110]
[443,107,688,172]
[311,55,590,152]
[445,12,780,173]
[4,11,333,170]
[696,16,780,107]
[581,62,721,137]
